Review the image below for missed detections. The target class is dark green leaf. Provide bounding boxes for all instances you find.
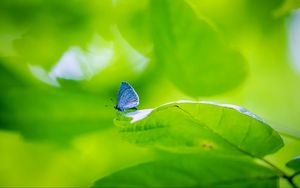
[286,156,300,171]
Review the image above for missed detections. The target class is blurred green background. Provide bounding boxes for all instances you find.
[0,0,300,186]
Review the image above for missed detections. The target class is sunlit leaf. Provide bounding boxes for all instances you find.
[150,0,247,96]
[115,101,283,157]
[93,101,284,187]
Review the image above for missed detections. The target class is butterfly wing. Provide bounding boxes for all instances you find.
[116,82,139,111]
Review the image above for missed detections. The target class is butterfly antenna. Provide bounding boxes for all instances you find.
[103,98,116,109]
[110,98,116,105]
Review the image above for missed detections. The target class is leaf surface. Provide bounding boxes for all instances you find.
[95,101,284,187]
[92,154,278,188]
[115,101,283,157]
[150,0,247,96]
[286,156,300,171]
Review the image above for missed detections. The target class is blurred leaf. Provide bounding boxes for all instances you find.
[0,88,114,141]
[275,0,300,16]
[0,0,114,67]
[242,0,283,31]
[92,154,278,188]
[11,1,94,67]
[115,101,283,157]
[187,0,283,38]
[114,0,152,54]
[0,0,297,187]
[286,156,300,171]
[0,129,153,187]
[150,0,247,96]
[0,59,27,88]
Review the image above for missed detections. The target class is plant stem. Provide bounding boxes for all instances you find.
[261,158,298,188]
[284,175,298,188]
[291,171,300,179]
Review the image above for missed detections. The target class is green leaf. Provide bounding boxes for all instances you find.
[275,0,300,16]
[187,0,283,35]
[286,156,300,171]
[92,154,279,188]
[93,101,283,187]
[0,88,114,141]
[115,101,283,157]
[150,0,247,96]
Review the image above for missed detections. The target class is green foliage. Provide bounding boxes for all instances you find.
[286,156,300,171]
[0,0,300,187]
[93,154,278,188]
[0,88,114,141]
[150,0,247,96]
[115,101,283,156]
[92,101,284,187]
[275,0,300,16]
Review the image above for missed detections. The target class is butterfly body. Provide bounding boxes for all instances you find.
[115,82,139,111]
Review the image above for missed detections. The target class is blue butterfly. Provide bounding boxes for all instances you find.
[115,82,139,111]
